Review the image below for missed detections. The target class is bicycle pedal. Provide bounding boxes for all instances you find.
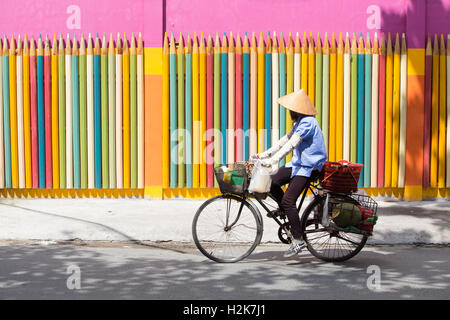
[267,209,286,218]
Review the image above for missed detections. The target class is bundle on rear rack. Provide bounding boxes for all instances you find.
[319,160,363,193]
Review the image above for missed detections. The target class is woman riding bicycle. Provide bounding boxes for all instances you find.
[250,89,327,258]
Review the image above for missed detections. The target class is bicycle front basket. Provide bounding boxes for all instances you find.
[214,162,248,195]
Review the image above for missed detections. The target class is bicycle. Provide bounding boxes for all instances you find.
[192,161,377,263]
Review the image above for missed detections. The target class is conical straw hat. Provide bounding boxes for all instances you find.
[277,89,317,115]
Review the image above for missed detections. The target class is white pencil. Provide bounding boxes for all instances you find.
[16,35,25,188]
[116,33,123,189]
[371,33,379,187]
[343,32,351,161]
[137,32,144,189]
[271,32,279,144]
[398,33,407,187]
[86,33,94,189]
[227,32,235,164]
[65,34,73,188]
[108,33,116,188]
[294,32,301,92]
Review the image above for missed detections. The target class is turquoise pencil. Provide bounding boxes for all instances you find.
[185,34,193,187]
[242,33,250,160]
[264,32,272,150]
[169,34,177,188]
[221,33,227,165]
[357,33,365,187]
[72,35,80,189]
[37,35,45,188]
[94,34,101,188]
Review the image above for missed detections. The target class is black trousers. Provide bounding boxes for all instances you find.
[270,166,309,239]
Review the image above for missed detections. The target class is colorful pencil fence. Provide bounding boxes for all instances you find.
[0,31,449,199]
[0,33,144,192]
[163,31,448,193]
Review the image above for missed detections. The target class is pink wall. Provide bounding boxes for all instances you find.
[0,0,162,46]
[166,0,406,38]
[0,0,449,48]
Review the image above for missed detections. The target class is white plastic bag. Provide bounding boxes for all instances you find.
[248,161,272,193]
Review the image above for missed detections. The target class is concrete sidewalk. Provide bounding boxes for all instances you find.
[0,196,449,244]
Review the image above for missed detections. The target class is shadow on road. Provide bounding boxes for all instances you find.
[0,244,448,299]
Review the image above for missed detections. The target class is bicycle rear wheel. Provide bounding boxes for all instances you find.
[301,194,368,262]
[192,194,263,263]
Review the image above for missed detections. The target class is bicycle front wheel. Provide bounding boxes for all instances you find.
[192,194,263,263]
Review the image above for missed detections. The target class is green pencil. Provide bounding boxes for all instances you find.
[130,33,137,188]
[101,34,109,188]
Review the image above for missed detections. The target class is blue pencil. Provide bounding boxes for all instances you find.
[94,35,102,188]
[72,35,80,189]
[279,33,286,166]
[185,34,193,188]
[364,33,372,187]
[220,33,228,165]
[242,33,250,161]
[2,41,11,188]
[37,35,45,188]
[169,34,177,188]
[264,32,272,150]
[357,33,365,187]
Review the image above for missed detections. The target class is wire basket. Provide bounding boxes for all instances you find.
[350,193,378,215]
[214,162,249,195]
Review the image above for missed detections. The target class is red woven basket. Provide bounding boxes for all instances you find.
[319,160,363,192]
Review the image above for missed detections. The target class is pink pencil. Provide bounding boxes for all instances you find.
[235,33,243,162]
[206,35,214,187]
[44,36,52,188]
[30,37,39,188]
[377,33,386,187]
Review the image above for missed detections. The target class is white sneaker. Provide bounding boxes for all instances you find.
[283,240,305,258]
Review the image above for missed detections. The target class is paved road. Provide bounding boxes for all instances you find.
[0,242,448,299]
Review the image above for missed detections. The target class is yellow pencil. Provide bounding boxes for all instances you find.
[162,33,169,189]
[9,35,18,188]
[336,32,344,161]
[385,33,394,186]
[192,33,199,188]
[430,34,439,187]
[391,33,400,187]
[123,33,130,188]
[23,35,32,188]
[301,32,308,93]
[329,32,337,162]
[51,34,59,188]
[438,34,446,188]
[286,33,294,162]
[308,32,315,104]
[257,32,264,153]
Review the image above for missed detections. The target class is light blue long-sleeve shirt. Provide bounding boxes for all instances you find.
[285,115,328,178]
